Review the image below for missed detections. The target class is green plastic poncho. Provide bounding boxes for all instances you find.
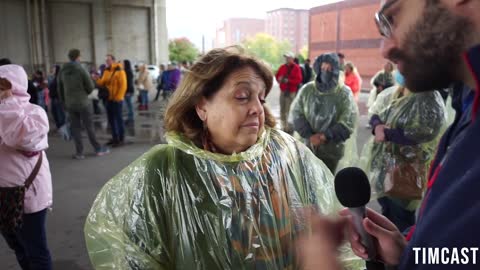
[84,128,362,270]
[361,87,446,210]
[367,86,397,119]
[289,82,358,172]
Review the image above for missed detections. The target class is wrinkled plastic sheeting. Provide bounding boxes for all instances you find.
[336,105,360,174]
[444,95,456,130]
[289,82,358,163]
[84,128,364,270]
[367,86,397,120]
[361,89,446,209]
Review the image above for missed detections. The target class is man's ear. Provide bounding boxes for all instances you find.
[441,0,471,8]
[195,97,208,121]
[443,0,478,19]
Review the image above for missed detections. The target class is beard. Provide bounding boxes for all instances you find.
[387,0,474,92]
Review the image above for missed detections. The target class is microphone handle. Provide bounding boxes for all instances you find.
[349,207,377,260]
[366,261,385,270]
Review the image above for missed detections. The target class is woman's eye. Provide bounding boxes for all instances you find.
[260,99,266,104]
[235,96,249,101]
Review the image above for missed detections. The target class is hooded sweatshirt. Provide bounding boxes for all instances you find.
[0,64,53,214]
[58,61,95,110]
[96,63,127,102]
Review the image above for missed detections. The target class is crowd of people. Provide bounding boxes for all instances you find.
[1,0,480,269]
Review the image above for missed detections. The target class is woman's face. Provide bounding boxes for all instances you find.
[196,67,267,154]
[345,65,353,74]
[385,63,394,73]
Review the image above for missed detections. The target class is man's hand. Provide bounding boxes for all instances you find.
[310,133,326,146]
[340,208,407,266]
[374,125,387,142]
[296,211,346,270]
[319,133,327,144]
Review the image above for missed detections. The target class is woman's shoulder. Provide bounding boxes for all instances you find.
[337,84,355,99]
[411,90,445,110]
[106,144,196,193]
[140,144,192,169]
[297,81,316,96]
[267,129,313,158]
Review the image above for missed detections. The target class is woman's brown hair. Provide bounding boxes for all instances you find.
[0,77,12,91]
[164,46,277,142]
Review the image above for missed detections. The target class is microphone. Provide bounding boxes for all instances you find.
[335,167,384,270]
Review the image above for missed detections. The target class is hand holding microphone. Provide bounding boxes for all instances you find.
[335,167,407,268]
[296,167,407,270]
[340,208,407,266]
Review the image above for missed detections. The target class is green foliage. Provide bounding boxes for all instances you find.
[299,45,309,62]
[169,38,200,63]
[242,33,293,71]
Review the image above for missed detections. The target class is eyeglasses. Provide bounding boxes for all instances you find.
[374,0,398,39]
[375,12,393,38]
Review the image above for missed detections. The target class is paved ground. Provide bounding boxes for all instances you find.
[1,86,374,270]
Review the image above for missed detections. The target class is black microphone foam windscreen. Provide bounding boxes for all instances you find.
[335,167,371,208]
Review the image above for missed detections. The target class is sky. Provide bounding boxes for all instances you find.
[166,0,343,51]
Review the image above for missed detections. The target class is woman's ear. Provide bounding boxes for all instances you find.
[195,97,208,121]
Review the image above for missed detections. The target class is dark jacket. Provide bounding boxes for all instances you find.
[48,76,59,99]
[125,69,134,94]
[58,61,95,111]
[27,80,38,104]
[302,63,313,84]
[400,44,480,270]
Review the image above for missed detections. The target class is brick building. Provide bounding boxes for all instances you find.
[266,8,309,53]
[309,0,387,84]
[215,18,265,48]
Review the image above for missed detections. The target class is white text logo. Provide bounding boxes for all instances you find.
[413,247,479,265]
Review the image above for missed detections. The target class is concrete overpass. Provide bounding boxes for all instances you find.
[0,0,168,74]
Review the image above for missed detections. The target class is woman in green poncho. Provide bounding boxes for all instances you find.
[84,47,361,270]
[289,53,358,173]
[365,71,446,232]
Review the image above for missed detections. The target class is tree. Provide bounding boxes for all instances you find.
[242,33,292,71]
[169,38,200,63]
[297,46,309,64]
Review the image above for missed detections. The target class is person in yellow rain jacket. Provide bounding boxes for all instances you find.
[94,54,127,146]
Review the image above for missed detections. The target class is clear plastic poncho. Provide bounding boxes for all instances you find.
[84,128,362,270]
[367,86,397,120]
[289,82,358,169]
[361,87,446,210]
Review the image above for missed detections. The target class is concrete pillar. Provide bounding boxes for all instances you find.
[26,0,35,73]
[104,0,114,54]
[32,0,43,70]
[40,0,51,73]
[155,0,168,65]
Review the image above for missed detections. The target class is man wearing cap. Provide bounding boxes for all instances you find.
[275,52,303,133]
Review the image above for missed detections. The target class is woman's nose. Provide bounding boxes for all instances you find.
[249,98,264,115]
